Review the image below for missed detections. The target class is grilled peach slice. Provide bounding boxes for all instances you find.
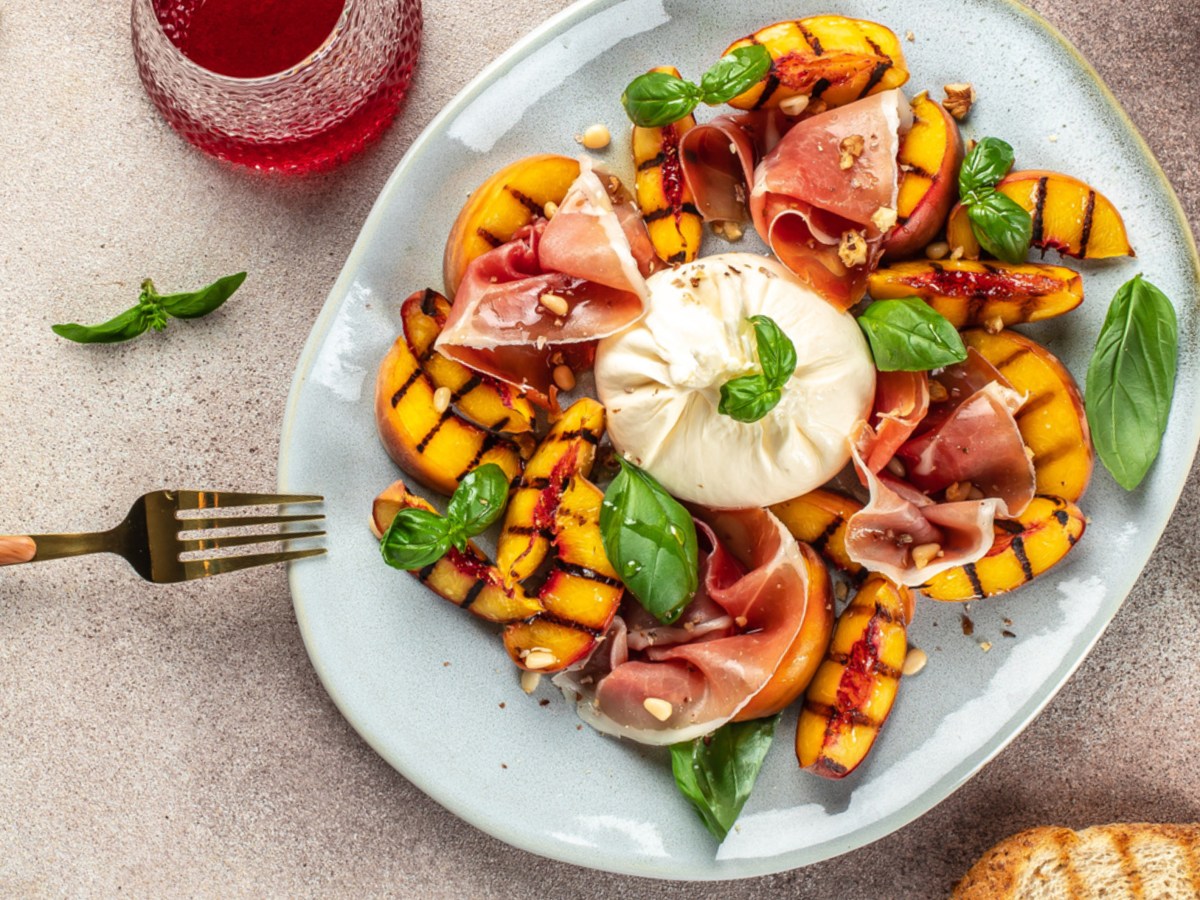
[734,543,834,721]
[883,92,964,259]
[497,398,604,585]
[771,489,865,575]
[376,291,535,496]
[370,480,543,624]
[946,170,1134,260]
[499,399,622,672]
[443,154,581,296]
[867,260,1083,328]
[796,575,914,778]
[918,495,1085,601]
[962,328,1093,501]
[401,290,535,434]
[724,16,908,112]
[633,67,703,265]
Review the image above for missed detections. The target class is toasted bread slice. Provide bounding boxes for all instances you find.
[952,823,1200,899]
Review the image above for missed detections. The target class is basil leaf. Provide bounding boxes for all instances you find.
[958,136,1016,203]
[968,192,1033,264]
[698,45,772,105]
[446,463,510,537]
[600,459,698,625]
[747,314,797,387]
[718,374,781,423]
[157,272,247,318]
[51,306,150,344]
[670,716,778,842]
[858,298,968,371]
[380,507,452,571]
[621,71,703,128]
[1085,275,1179,490]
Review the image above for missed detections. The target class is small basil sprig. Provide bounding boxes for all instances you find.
[858,298,968,371]
[671,716,778,842]
[956,137,1032,264]
[52,272,247,343]
[621,45,772,128]
[718,315,797,423]
[380,464,510,570]
[1085,275,1178,490]
[600,458,698,625]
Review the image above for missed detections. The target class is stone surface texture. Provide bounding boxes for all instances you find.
[1,0,1198,896]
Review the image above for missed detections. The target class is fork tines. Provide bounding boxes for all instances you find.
[171,491,326,575]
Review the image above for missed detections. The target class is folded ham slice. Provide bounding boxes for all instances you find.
[435,165,652,405]
[678,110,792,223]
[554,509,811,745]
[845,350,1036,584]
[750,89,912,308]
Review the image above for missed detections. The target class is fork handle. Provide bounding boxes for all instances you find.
[0,535,37,566]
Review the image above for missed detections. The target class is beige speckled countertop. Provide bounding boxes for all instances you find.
[2,1,1198,896]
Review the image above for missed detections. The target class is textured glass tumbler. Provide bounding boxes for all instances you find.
[131,0,422,173]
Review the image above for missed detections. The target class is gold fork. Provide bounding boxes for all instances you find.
[0,490,324,582]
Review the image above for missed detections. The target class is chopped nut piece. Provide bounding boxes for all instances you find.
[838,229,869,267]
[1024,444,1036,461]
[643,697,673,722]
[942,83,976,120]
[734,615,748,628]
[579,123,611,149]
[520,671,542,693]
[911,542,942,568]
[925,240,951,260]
[871,206,898,232]
[979,640,993,652]
[905,30,915,42]
[535,334,547,350]
[928,379,950,402]
[839,134,866,169]
[712,220,744,242]
[779,93,810,117]
[432,386,452,414]
[902,647,928,676]
[984,315,1005,335]
[552,364,576,392]
[543,200,559,219]
[539,292,569,317]
[523,650,558,670]
[944,481,972,502]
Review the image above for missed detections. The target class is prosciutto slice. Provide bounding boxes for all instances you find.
[678,110,793,223]
[855,370,930,475]
[554,509,811,745]
[435,165,651,405]
[845,446,1008,586]
[750,89,912,307]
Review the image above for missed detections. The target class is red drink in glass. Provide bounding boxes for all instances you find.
[132,0,422,174]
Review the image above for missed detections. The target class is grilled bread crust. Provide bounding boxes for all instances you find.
[952,823,1200,899]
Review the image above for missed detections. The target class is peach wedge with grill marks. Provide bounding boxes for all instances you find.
[882,91,964,259]
[918,495,1086,601]
[771,488,865,575]
[375,289,535,496]
[723,16,908,112]
[796,574,915,778]
[370,480,543,624]
[961,328,1093,501]
[443,154,581,297]
[632,67,703,265]
[946,170,1134,261]
[867,260,1083,329]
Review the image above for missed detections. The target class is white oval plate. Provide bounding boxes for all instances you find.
[279,0,1200,879]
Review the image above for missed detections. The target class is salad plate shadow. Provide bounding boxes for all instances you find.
[278,0,1200,879]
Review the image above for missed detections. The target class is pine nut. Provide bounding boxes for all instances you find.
[643,697,673,722]
[552,364,576,392]
[945,481,971,502]
[520,671,542,693]
[539,293,569,317]
[886,457,907,478]
[542,200,559,219]
[579,123,611,150]
[779,94,809,117]
[432,386,452,414]
[523,650,557,670]
[928,379,949,402]
[925,241,950,260]
[984,315,1005,334]
[911,542,942,568]
[902,647,928,676]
